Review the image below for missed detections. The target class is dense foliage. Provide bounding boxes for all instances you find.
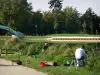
[0,36,100,74]
[1,40,100,70]
[48,0,63,12]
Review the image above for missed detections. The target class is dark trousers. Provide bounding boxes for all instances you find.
[76,56,85,66]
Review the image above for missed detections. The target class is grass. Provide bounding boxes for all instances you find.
[0,34,100,43]
[25,36,49,38]
[3,55,100,75]
[46,34,100,37]
[0,40,5,45]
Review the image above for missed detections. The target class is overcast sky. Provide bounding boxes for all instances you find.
[27,0,100,15]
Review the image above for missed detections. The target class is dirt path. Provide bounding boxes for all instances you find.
[0,59,47,75]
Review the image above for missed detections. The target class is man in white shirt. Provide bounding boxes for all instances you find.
[75,45,86,67]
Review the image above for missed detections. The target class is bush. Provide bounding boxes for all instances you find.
[85,50,100,72]
[1,40,27,54]
[43,55,54,61]
[54,55,65,65]
[27,43,43,56]
[2,40,16,49]
[15,43,26,50]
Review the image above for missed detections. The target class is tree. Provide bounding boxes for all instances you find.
[82,21,86,33]
[63,6,80,33]
[54,20,59,34]
[48,0,63,12]
[48,0,64,34]
[81,8,100,34]
[43,11,54,34]
[32,10,43,35]
[53,11,65,33]
[0,0,32,31]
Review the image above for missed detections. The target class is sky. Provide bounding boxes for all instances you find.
[27,0,100,15]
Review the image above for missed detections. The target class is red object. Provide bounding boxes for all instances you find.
[28,56,33,58]
[40,62,46,67]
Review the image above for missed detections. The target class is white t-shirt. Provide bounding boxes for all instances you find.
[75,48,85,59]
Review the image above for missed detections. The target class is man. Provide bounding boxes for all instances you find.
[42,42,48,52]
[75,45,86,67]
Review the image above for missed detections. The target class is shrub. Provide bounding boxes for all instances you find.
[43,55,54,61]
[85,50,100,72]
[15,43,26,50]
[27,43,43,56]
[54,55,65,65]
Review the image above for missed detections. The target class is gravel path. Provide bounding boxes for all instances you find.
[0,59,47,75]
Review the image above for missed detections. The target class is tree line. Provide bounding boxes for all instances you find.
[0,0,100,35]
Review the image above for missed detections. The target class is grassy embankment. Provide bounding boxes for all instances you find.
[0,34,100,75]
[3,54,100,75]
[2,43,100,75]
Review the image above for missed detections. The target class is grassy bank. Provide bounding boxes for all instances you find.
[3,55,100,75]
[1,35,100,75]
[1,42,100,75]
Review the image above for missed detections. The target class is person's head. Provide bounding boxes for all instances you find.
[80,45,85,49]
[44,42,48,45]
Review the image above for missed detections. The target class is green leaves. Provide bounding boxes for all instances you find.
[54,20,59,34]
[48,0,63,12]
[81,8,100,34]
[63,6,80,33]
[0,0,32,29]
